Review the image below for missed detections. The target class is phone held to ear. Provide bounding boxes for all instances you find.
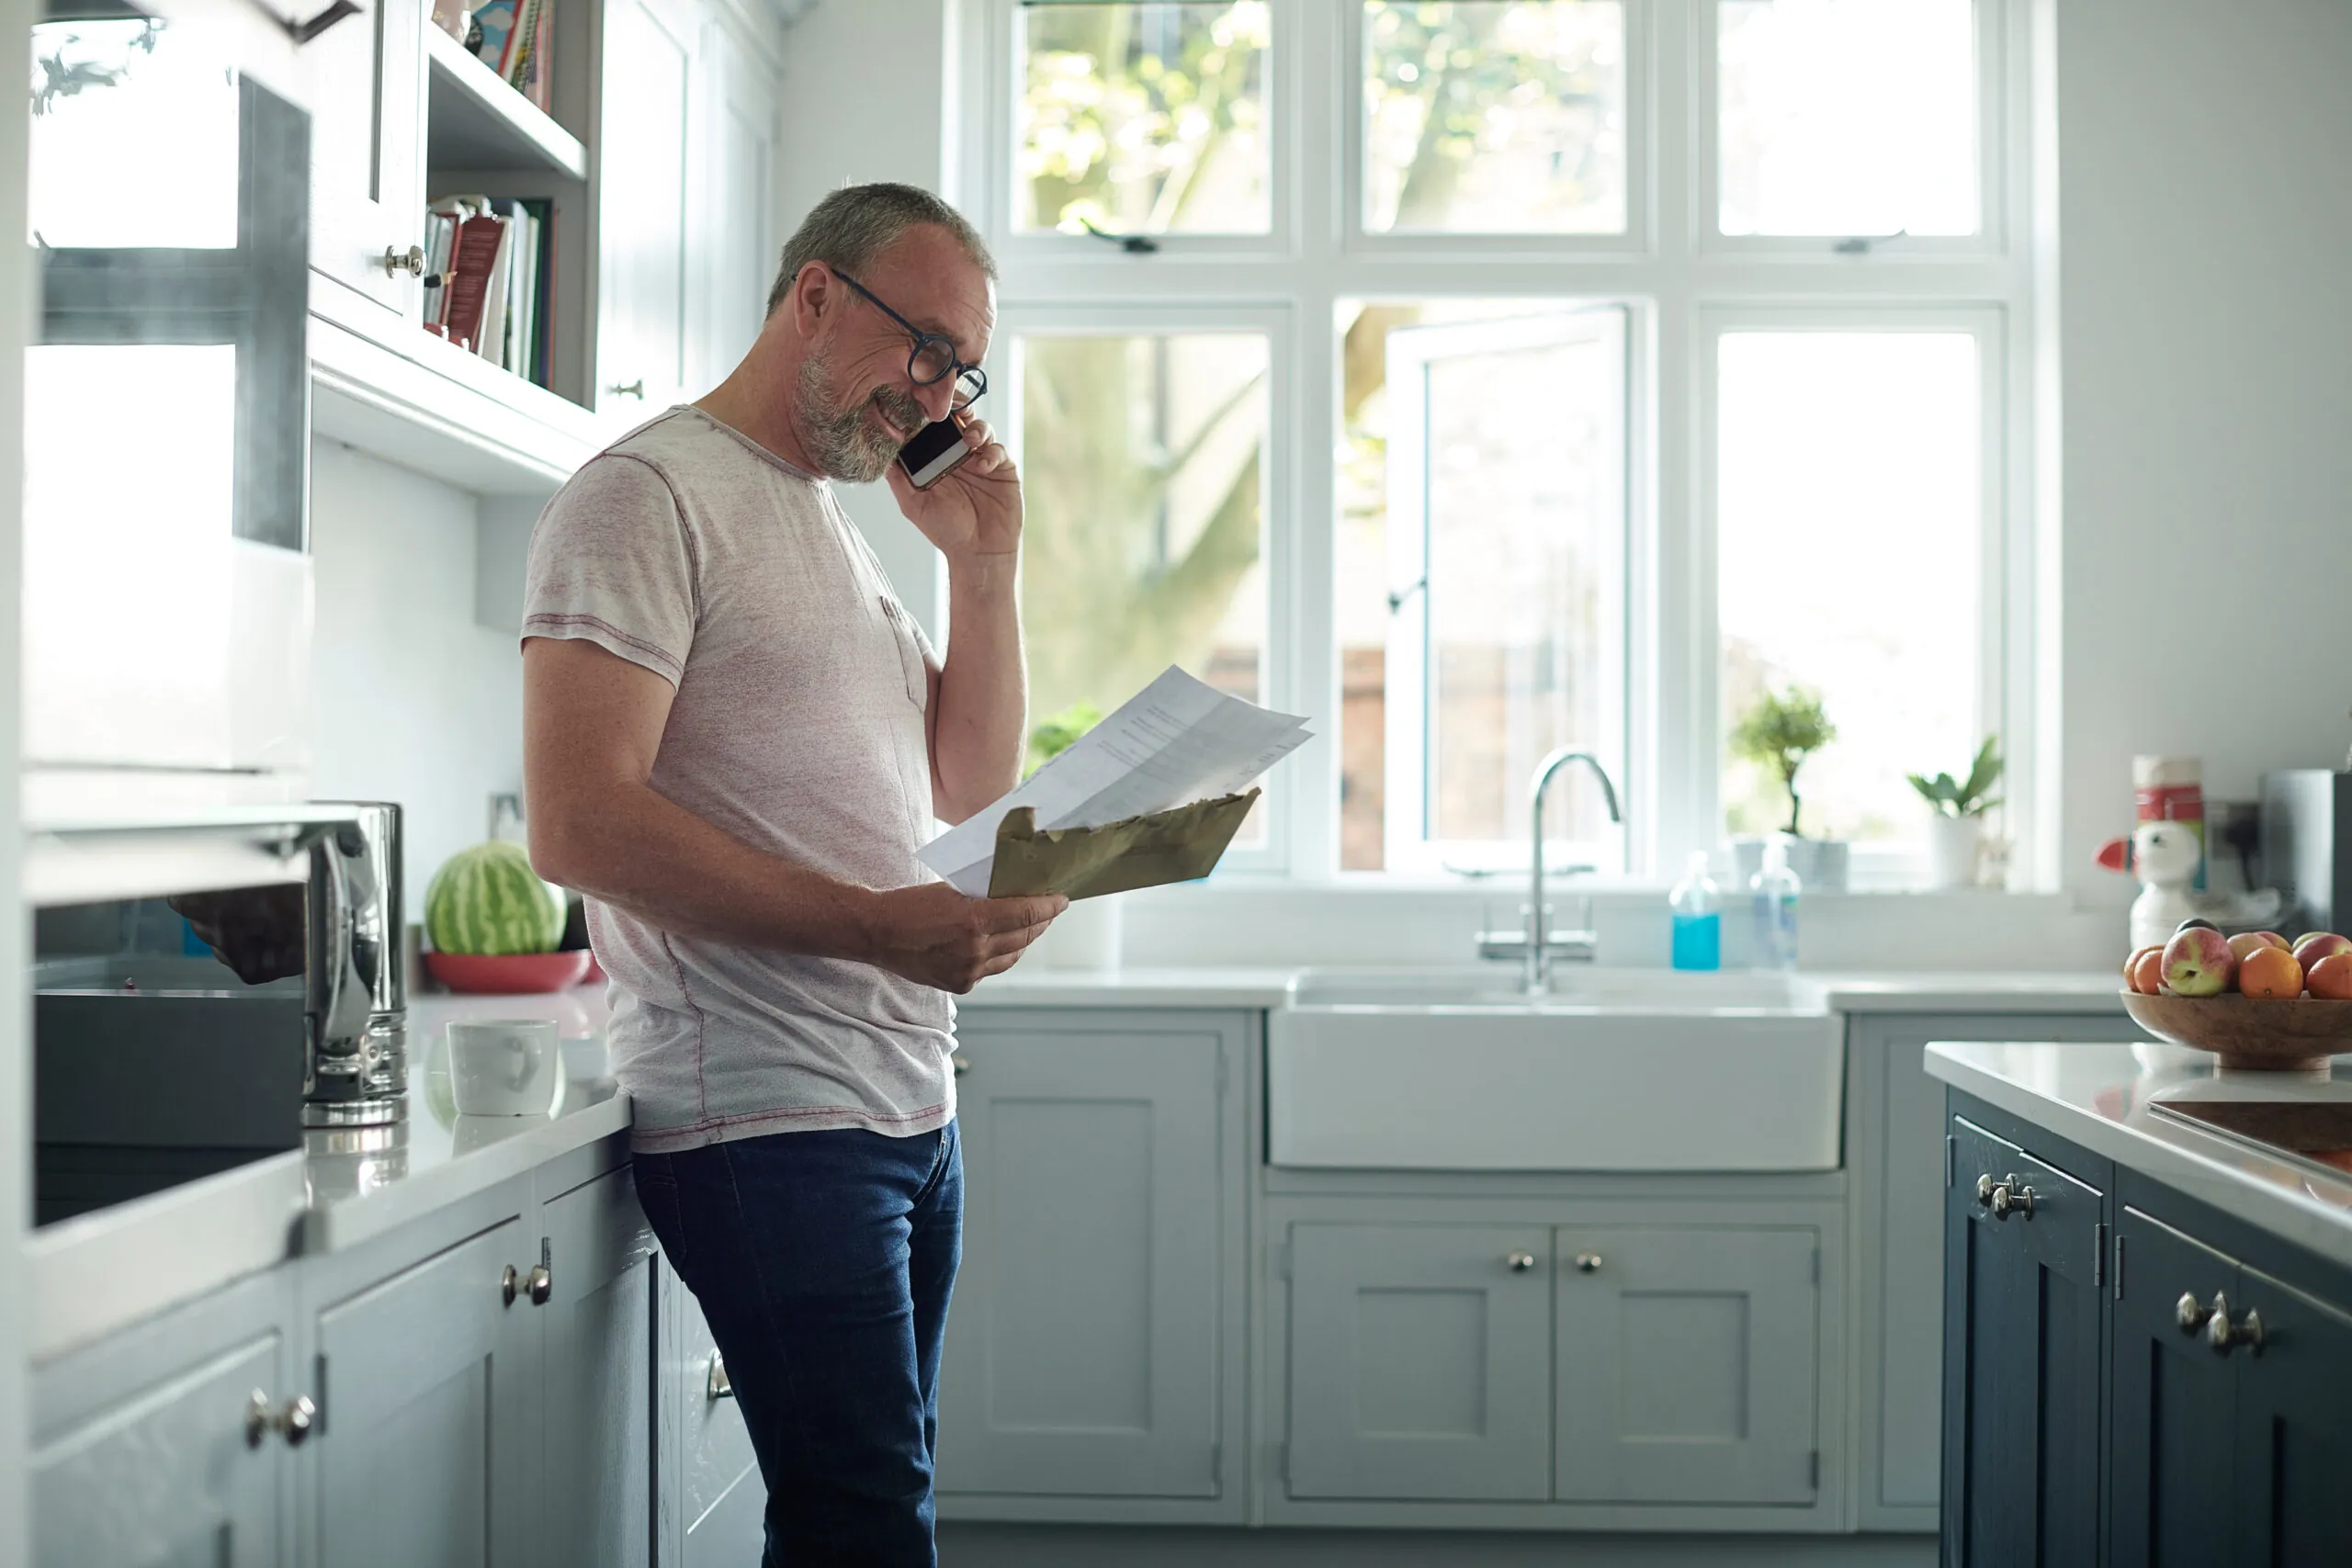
[897,415,973,490]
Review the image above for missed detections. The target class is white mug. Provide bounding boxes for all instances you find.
[448,1019,560,1116]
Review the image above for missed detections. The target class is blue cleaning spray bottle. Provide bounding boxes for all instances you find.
[1669,851,1722,972]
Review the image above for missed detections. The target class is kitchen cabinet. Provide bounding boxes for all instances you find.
[537,1168,660,1568]
[1939,1111,2107,1568]
[1285,1222,1553,1503]
[659,1265,764,1568]
[937,1010,1244,1510]
[1554,1224,1817,1506]
[1848,1009,2132,1531]
[29,1272,297,1568]
[693,6,781,388]
[594,0,700,420]
[2109,1188,2352,1567]
[306,0,426,321]
[308,1219,537,1568]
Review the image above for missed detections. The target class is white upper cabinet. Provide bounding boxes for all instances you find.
[694,8,779,389]
[306,0,425,319]
[594,0,699,421]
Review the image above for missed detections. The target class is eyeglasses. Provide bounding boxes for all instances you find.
[830,269,988,411]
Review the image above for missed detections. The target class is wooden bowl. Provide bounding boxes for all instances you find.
[2120,990,2352,1071]
[424,950,594,995]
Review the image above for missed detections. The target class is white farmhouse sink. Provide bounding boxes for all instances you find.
[1268,967,1843,1172]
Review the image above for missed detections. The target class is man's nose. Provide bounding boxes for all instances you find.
[911,376,956,424]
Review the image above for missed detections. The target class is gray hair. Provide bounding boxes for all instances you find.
[766,183,996,318]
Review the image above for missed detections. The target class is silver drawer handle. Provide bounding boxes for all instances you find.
[606,379,647,400]
[381,244,425,276]
[707,1350,734,1400]
[1573,1252,1603,1274]
[2207,1297,2267,1356]
[1505,1251,1536,1273]
[245,1390,315,1448]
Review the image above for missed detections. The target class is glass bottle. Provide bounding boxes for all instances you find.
[1669,852,1722,972]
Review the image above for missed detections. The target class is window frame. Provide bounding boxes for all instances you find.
[953,0,2044,890]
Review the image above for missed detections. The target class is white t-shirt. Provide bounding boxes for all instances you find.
[521,406,954,1152]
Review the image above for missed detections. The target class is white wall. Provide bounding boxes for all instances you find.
[308,441,526,908]
[2054,0,2352,896]
[770,0,957,638]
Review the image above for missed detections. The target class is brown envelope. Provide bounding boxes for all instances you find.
[986,789,1261,900]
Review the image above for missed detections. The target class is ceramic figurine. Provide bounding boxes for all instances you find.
[2097,819,2201,953]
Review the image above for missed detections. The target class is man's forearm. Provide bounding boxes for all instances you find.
[534,777,879,960]
[931,549,1026,822]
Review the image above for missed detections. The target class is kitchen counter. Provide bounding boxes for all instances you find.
[1925,1039,2352,1267]
[28,982,624,1361]
[966,964,2131,1014]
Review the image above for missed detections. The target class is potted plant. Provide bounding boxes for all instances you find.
[1730,685,1848,891]
[1014,702,1121,970]
[1907,736,2004,890]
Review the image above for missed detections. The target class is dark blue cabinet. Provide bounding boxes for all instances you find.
[1944,1089,2352,1568]
[1940,1112,2106,1568]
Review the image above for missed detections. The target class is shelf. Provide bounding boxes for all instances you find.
[423,21,587,181]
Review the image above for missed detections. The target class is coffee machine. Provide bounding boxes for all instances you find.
[2259,771,2352,935]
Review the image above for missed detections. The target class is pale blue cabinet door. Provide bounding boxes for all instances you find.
[33,1332,287,1568]
[312,1221,535,1568]
[939,1021,1225,1497]
[1554,1225,1817,1505]
[662,1269,763,1566]
[539,1169,659,1568]
[1286,1223,1554,1502]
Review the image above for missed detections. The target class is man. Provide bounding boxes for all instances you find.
[519,182,1063,1565]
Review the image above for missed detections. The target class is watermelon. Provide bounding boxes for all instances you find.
[424,841,566,955]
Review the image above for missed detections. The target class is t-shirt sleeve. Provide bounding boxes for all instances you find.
[521,453,695,684]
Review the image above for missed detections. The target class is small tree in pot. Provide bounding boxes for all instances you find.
[1732,685,1838,839]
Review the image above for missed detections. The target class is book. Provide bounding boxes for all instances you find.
[439,207,507,355]
[469,0,519,75]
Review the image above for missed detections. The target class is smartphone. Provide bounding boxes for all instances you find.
[896,415,973,490]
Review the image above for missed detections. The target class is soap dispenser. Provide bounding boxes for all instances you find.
[1668,852,1722,972]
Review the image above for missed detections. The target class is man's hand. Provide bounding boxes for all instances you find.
[860,883,1066,993]
[885,414,1022,561]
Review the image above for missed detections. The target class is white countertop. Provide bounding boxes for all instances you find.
[1926,1040,2352,1267]
[964,964,2132,1014]
[29,982,627,1362]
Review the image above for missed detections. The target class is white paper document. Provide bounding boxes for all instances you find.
[919,665,1313,897]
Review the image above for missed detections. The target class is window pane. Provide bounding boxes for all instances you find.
[1016,332,1270,839]
[1362,1,1627,235]
[1015,3,1272,236]
[1717,0,1977,237]
[1717,332,1980,847]
[1337,301,1626,872]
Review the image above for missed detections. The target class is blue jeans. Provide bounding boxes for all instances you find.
[633,1122,963,1567]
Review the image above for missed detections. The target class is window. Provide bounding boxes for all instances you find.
[963,0,2032,886]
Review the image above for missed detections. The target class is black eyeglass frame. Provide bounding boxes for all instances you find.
[828,268,988,411]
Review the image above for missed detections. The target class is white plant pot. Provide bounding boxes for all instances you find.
[1020,895,1123,972]
[1925,815,1984,891]
[1736,834,1849,892]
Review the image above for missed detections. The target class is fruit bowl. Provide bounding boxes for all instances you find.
[424,950,594,995]
[2120,990,2352,1072]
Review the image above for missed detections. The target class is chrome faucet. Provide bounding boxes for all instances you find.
[1476,747,1623,995]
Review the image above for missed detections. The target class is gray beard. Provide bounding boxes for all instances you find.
[797,353,927,483]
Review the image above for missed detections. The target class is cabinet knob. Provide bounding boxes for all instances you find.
[707,1351,734,1401]
[2177,1291,2214,1334]
[951,1053,972,1077]
[380,244,425,277]
[1975,1173,1998,1206]
[605,379,647,400]
[502,1264,520,1308]
[245,1390,316,1449]
[2207,1300,2266,1357]
[1989,1179,2035,1220]
[1573,1252,1603,1274]
[527,1264,552,1306]
[1505,1251,1537,1273]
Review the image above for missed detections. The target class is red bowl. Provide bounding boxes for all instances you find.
[424,950,594,994]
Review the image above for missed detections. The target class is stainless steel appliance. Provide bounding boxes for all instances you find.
[2259,770,2352,935]
[22,0,317,803]
[32,805,408,1226]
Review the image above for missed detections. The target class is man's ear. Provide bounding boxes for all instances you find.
[789,265,833,340]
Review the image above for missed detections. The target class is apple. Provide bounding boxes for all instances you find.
[2309,952,2352,1001]
[2226,932,2279,962]
[2291,932,2352,975]
[2163,927,2237,996]
[2175,917,2222,935]
[2247,931,2291,951]
[2131,948,2167,996]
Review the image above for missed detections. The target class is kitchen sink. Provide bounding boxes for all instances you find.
[1268,966,1844,1172]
